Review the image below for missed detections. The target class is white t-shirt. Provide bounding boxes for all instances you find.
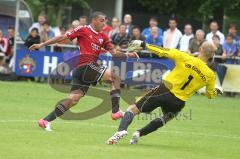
[179,34,194,52]
[206,31,225,45]
[163,28,182,49]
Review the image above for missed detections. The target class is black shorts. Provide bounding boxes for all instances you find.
[135,83,185,115]
[70,62,107,95]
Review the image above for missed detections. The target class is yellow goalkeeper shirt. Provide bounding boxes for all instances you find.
[146,44,217,101]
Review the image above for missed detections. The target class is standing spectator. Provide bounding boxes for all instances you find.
[163,17,182,49]
[24,28,41,49]
[145,26,163,46]
[212,35,223,63]
[6,26,15,60]
[102,18,112,36]
[109,17,120,38]
[41,21,55,43]
[123,14,134,34]
[79,16,88,26]
[228,24,240,42]
[142,17,163,38]
[188,29,206,56]
[111,24,131,49]
[179,24,194,52]
[130,26,145,41]
[222,34,238,64]
[206,21,225,44]
[0,29,9,56]
[29,15,46,33]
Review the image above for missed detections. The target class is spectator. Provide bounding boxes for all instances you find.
[102,18,112,36]
[163,17,182,49]
[24,28,40,49]
[0,53,10,74]
[111,24,131,49]
[0,29,9,56]
[188,29,206,56]
[222,34,238,64]
[228,24,240,49]
[206,21,225,44]
[79,16,88,26]
[142,17,163,38]
[212,35,223,63]
[130,26,145,41]
[109,17,120,38]
[41,21,55,43]
[123,14,134,34]
[54,27,69,52]
[6,26,14,60]
[29,15,46,33]
[178,24,194,52]
[145,26,163,46]
[72,20,80,29]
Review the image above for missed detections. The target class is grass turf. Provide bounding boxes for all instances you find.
[0,81,240,159]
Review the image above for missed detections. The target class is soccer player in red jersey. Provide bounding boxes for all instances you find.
[29,11,138,131]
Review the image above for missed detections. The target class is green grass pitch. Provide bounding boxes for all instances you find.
[0,81,240,159]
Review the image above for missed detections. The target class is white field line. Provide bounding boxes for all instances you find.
[0,119,240,140]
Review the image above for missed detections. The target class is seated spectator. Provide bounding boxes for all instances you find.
[222,34,238,64]
[102,18,112,36]
[79,16,88,26]
[41,21,55,43]
[130,26,145,41]
[0,29,9,56]
[188,29,206,56]
[179,24,194,52]
[123,14,134,34]
[24,28,40,49]
[109,17,120,38]
[142,17,163,38]
[111,24,131,49]
[206,20,225,44]
[163,17,182,49]
[29,15,46,33]
[212,35,223,63]
[145,26,163,46]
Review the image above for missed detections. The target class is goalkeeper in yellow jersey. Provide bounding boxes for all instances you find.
[106,40,223,145]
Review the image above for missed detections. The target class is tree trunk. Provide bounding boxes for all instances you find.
[56,5,64,27]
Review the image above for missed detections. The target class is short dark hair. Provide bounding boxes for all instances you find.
[132,26,141,31]
[90,11,106,20]
[43,21,50,26]
[226,34,234,39]
[169,15,177,22]
[228,23,237,30]
[79,15,88,20]
[30,27,39,33]
[212,34,220,40]
[150,17,158,22]
[210,20,218,25]
[8,26,14,30]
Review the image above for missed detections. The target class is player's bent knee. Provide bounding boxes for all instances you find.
[127,105,140,115]
[69,93,83,105]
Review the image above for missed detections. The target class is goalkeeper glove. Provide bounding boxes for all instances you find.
[127,40,146,52]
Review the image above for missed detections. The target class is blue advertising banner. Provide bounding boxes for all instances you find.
[15,49,175,85]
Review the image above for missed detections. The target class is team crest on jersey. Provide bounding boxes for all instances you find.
[99,39,103,44]
[89,35,93,38]
[19,54,36,74]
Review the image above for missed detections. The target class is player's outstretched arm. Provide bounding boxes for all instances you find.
[109,48,139,59]
[29,34,68,51]
[127,40,183,60]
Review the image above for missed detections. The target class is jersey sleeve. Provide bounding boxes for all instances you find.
[102,34,114,51]
[146,44,185,61]
[65,26,83,41]
[205,74,217,99]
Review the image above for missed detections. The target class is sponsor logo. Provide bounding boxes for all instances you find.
[18,54,36,74]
